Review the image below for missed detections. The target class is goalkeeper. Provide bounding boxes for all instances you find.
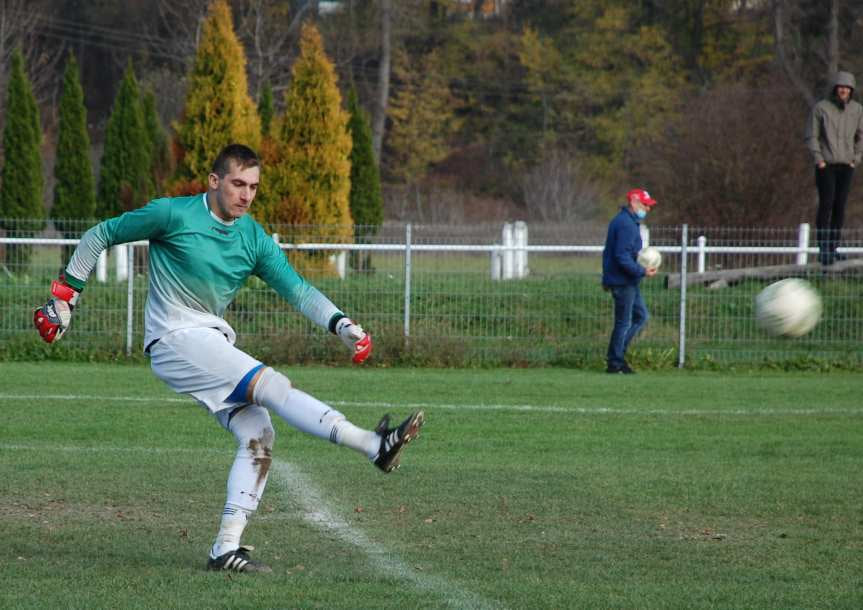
[33,144,424,574]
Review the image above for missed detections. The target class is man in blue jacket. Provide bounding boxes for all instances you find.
[602,188,658,374]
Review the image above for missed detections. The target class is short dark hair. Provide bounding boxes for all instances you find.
[211,144,260,177]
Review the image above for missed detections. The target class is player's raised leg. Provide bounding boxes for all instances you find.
[250,366,424,471]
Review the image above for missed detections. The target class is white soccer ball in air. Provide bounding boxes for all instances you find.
[637,246,662,270]
[755,278,822,338]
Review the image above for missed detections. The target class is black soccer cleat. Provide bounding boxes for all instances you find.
[373,411,425,473]
[207,545,272,574]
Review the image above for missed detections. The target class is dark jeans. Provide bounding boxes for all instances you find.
[815,164,855,260]
[606,283,649,369]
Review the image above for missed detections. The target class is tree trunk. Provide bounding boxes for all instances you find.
[827,0,839,77]
[771,0,815,107]
[372,0,391,165]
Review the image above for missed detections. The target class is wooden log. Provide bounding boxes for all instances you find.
[665,258,863,289]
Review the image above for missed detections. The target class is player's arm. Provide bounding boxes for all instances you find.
[34,199,172,343]
[254,234,372,364]
[805,105,826,167]
[854,107,863,166]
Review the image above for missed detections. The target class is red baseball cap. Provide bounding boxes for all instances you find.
[627,188,657,207]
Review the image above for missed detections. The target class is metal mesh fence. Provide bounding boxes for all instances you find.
[2,218,862,367]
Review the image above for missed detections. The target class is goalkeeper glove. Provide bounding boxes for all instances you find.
[34,278,80,343]
[335,317,372,364]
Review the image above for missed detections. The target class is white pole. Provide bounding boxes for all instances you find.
[126,244,134,356]
[678,225,688,369]
[96,250,108,283]
[697,235,707,273]
[403,224,412,342]
[490,249,501,280]
[502,223,514,280]
[337,251,347,279]
[797,223,810,265]
[115,244,128,282]
[514,221,528,278]
[640,224,650,247]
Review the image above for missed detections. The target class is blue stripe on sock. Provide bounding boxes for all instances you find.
[226,364,266,404]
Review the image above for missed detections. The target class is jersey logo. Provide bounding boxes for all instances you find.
[210,226,230,236]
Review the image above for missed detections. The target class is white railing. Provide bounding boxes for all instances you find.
[3,222,862,366]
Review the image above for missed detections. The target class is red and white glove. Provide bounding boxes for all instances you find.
[34,279,80,343]
[335,317,372,364]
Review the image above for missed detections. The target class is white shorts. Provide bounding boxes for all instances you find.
[149,327,262,413]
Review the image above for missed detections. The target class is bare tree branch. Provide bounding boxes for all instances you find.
[371,0,390,164]
[0,1,65,107]
[771,0,815,107]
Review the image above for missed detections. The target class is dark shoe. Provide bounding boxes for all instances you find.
[820,252,834,266]
[607,364,636,374]
[833,252,848,262]
[207,545,272,573]
[373,411,424,473]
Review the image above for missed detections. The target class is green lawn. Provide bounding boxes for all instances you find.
[2,363,862,609]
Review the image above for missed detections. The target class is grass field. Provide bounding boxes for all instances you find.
[2,363,862,609]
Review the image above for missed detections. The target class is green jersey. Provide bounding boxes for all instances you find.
[65,193,342,349]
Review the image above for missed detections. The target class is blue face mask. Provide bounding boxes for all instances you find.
[635,210,647,220]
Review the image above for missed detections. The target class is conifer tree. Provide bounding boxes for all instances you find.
[0,48,44,268]
[52,52,96,246]
[346,88,383,271]
[142,89,172,193]
[387,48,457,187]
[258,80,275,138]
[260,23,352,248]
[173,0,260,190]
[97,62,153,218]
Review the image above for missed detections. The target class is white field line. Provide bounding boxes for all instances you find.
[270,460,499,610]
[0,438,497,609]
[0,393,862,417]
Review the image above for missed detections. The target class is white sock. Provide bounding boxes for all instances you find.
[253,368,380,458]
[210,504,250,558]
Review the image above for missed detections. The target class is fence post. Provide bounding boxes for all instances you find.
[403,223,412,344]
[125,244,134,356]
[115,244,128,282]
[490,249,501,280]
[329,251,347,279]
[697,235,707,273]
[797,223,810,265]
[501,223,514,280]
[678,224,688,369]
[514,220,528,278]
[640,224,650,247]
[96,250,108,283]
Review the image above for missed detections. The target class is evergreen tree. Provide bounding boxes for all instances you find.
[97,62,153,218]
[142,89,173,194]
[259,22,352,256]
[520,2,685,182]
[52,52,96,247]
[0,48,44,268]
[387,48,458,186]
[346,88,383,271]
[258,80,275,138]
[173,0,261,191]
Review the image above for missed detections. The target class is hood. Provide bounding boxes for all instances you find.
[833,71,856,92]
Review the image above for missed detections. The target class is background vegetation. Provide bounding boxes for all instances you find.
[0,0,861,229]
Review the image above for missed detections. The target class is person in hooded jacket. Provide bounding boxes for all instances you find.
[806,70,863,265]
